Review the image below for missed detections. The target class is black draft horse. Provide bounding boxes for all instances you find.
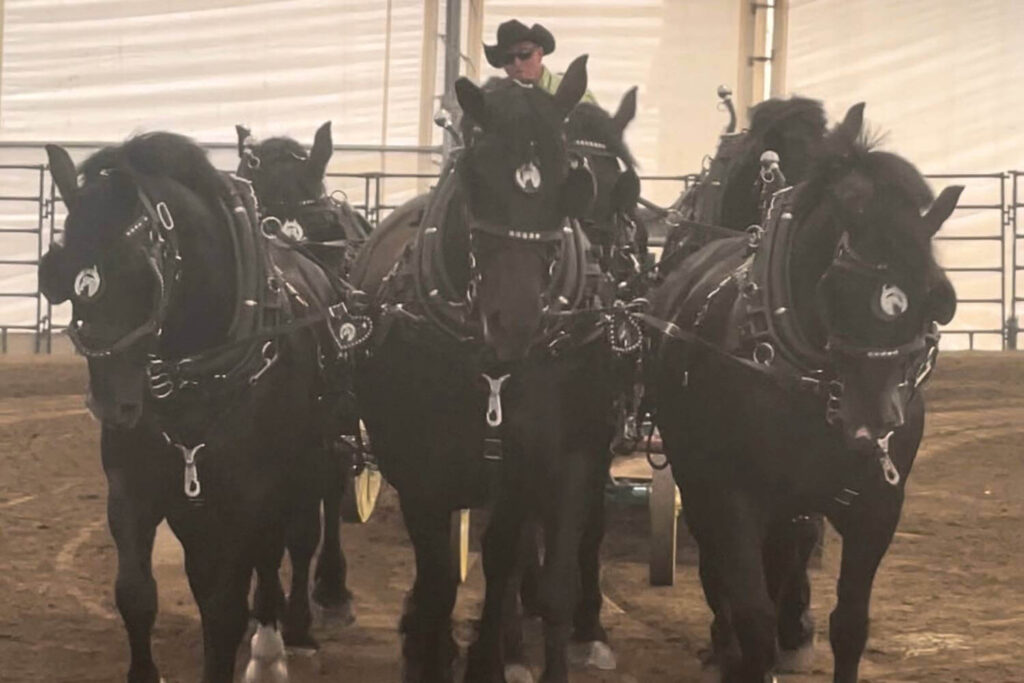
[352,56,635,683]
[657,96,834,667]
[502,86,646,676]
[647,104,961,682]
[231,120,374,623]
[38,134,352,682]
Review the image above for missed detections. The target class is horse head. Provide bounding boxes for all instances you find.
[799,103,960,450]
[455,54,592,362]
[565,87,641,246]
[39,136,234,428]
[235,122,363,242]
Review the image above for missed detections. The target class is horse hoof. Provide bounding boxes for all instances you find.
[568,640,617,671]
[777,638,816,673]
[504,663,534,683]
[312,595,356,627]
[245,624,289,683]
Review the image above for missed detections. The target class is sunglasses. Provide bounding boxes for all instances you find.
[502,49,537,66]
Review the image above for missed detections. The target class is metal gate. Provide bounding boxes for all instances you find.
[1,154,1022,353]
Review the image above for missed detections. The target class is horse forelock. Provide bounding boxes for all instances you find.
[251,137,308,164]
[798,137,938,276]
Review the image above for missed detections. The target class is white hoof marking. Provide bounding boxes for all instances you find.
[244,624,289,683]
[568,640,617,671]
[504,662,534,683]
[777,639,816,673]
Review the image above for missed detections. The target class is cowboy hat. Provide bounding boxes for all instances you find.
[484,20,555,68]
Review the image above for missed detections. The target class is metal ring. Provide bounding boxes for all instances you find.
[753,341,775,366]
[156,202,175,230]
[260,216,282,238]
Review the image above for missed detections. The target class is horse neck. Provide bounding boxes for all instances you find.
[157,184,237,357]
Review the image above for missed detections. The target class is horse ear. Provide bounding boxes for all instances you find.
[562,166,596,218]
[46,144,79,210]
[307,121,333,181]
[612,86,638,134]
[928,270,957,325]
[611,168,641,212]
[235,124,252,157]
[834,102,865,148]
[554,54,589,116]
[456,78,489,128]
[923,185,963,237]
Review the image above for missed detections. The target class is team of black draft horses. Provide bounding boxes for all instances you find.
[37,55,961,683]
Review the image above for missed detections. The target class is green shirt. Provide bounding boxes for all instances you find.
[537,65,598,105]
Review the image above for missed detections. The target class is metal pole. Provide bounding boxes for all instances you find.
[442,0,462,159]
[770,0,789,98]
[417,0,441,193]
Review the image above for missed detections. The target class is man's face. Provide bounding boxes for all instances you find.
[502,41,544,82]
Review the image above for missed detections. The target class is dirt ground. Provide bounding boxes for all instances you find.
[0,352,1021,683]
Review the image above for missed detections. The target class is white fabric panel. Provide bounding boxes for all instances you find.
[0,0,425,145]
[786,0,1023,174]
[786,0,1023,349]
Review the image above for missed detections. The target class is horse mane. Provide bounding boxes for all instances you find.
[79,132,227,209]
[566,102,637,168]
[799,131,936,268]
[747,96,827,142]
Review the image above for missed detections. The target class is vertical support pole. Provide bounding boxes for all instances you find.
[735,0,757,127]
[770,0,789,98]
[1010,172,1020,349]
[750,5,768,105]
[417,0,440,194]
[0,0,6,119]
[441,0,462,161]
[379,0,394,207]
[465,0,485,81]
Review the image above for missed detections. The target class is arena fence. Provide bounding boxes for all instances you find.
[0,149,1019,353]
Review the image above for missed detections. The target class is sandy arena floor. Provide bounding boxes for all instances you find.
[0,352,1021,682]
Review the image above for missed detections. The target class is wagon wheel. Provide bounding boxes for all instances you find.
[340,462,382,523]
[449,509,471,583]
[340,421,382,523]
[648,458,680,586]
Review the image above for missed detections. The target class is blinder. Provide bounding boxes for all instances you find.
[65,185,180,358]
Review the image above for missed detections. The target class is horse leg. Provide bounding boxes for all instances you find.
[518,519,542,618]
[173,517,254,683]
[501,526,534,682]
[465,482,527,683]
[536,449,589,683]
[770,515,819,672]
[281,492,322,651]
[714,492,775,683]
[106,468,163,683]
[247,540,289,683]
[829,486,903,683]
[312,440,355,622]
[399,497,459,683]
[569,451,616,670]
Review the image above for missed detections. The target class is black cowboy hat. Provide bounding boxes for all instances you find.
[484,20,555,68]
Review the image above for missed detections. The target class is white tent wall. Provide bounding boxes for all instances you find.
[785,0,1023,174]
[784,0,1024,350]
